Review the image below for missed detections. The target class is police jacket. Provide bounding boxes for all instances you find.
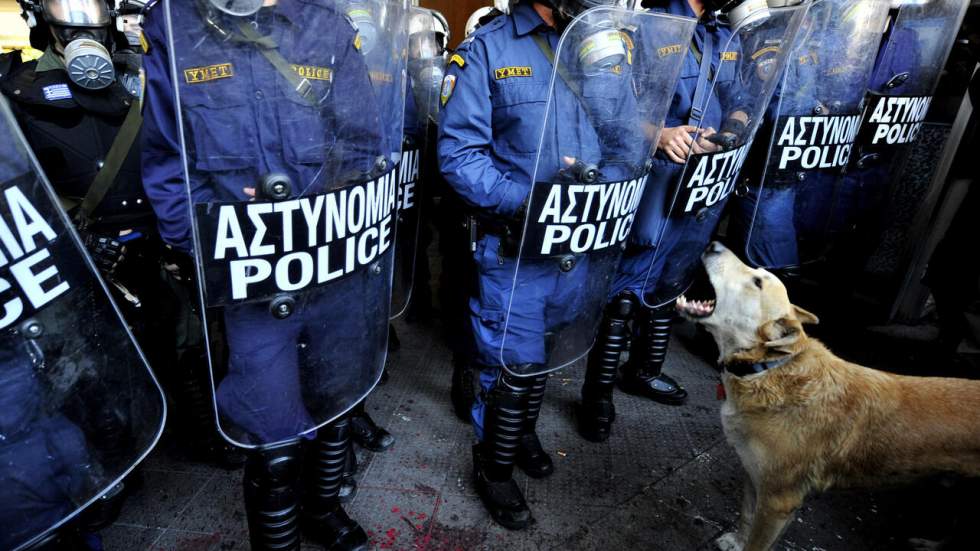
[0,51,153,234]
[141,0,385,252]
[870,24,920,93]
[437,1,642,222]
[629,0,744,244]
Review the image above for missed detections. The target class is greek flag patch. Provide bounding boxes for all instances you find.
[43,84,72,101]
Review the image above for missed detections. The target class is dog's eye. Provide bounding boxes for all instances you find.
[753,276,764,289]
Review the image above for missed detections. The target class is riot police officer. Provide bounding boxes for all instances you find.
[727,0,890,289]
[438,0,661,529]
[578,0,803,442]
[141,0,406,549]
[0,0,237,469]
[0,94,165,551]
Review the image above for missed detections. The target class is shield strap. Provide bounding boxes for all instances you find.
[190,1,318,107]
[687,30,713,127]
[234,20,317,107]
[75,100,142,228]
[529,33,589,114]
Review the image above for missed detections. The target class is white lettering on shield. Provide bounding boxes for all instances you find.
[775,114,862,170]
[0,186,70,329]
[211,173,398,301]
[866,95,932,146]
[532,175,648,257]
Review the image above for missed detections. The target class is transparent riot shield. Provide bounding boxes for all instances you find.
[0,98,165,551]
[163,0,408,448]
[498,8,696,376]
[741,0,891,270]
[390,6,445,319]
[827,0,968,260]
[637,3,808,308]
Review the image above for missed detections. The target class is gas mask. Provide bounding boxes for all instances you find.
[19,0,120,90]
[408,9,449,122]
[347,1,389,56]
[536,1,629,75]
[706,0,771,30]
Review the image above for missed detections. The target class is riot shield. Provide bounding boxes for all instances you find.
[828,0,968,258]
[0,98,165,551]
[636,3,808,308]
[741,0,891,270]
[499,8,696,375]
[163,0,408,448]
[390,6,445,319]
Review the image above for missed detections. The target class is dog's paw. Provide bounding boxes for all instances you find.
[716,532,744,551]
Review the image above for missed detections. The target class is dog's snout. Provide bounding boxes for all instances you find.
[705,241,725,256]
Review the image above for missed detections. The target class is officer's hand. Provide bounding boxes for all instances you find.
[243,187,256,201]
[693,127,721,154]
[83,232,127,276]
[658,125,698,164]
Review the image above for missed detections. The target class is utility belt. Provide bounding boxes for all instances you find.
[466,211,587,272]
[467,212,522,258]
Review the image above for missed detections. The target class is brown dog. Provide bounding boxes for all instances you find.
[675,242,980,551]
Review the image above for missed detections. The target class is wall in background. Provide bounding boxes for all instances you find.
[420,0,493,48]
[1,0,30,52]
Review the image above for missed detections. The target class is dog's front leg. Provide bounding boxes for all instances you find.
[742,488,803,551]
[716,478,756,551]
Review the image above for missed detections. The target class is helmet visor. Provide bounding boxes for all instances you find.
[42,0,111,26]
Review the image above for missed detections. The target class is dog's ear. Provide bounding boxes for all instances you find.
[792,305,819,325]
[760,316,805,354]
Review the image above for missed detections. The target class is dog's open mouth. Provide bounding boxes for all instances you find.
[676,263,716,319]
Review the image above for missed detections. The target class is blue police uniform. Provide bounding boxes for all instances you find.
[612,0,742,303]
[0,336,92,550]
[142,0,387,444]
[828,23,922,236]
[438,1,639,439]
[729,21,864,270]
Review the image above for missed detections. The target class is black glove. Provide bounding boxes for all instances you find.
[161,245,197,284]
[83,232,127,275]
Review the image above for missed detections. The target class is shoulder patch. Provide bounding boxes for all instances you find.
[449,53,466,69]
[494,66,533,80]
[658,44,683,58]
[42,83,72,101]
[440,74,456,106]
[184,63,234,84]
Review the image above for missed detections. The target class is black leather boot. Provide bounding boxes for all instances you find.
[474,370,533,530]
[578,294,634,442]
[450,355,476,422]
[175,349,246,469]
[619,304,687,405]
[243,442,302,551]
[516,374,553,478]
[349,401,395,452]
[338,445,357,504]
[302,418,368,551]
